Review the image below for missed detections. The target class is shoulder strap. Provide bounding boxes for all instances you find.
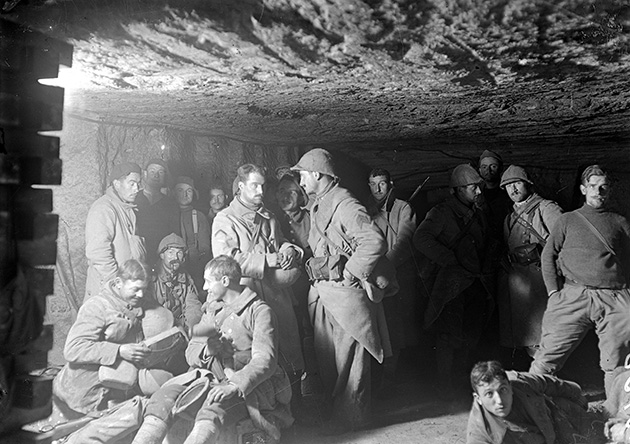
[507,200,547,245]
[575,211,616,256]
[311,214,351,258]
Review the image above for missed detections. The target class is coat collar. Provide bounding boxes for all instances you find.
[105,186,137,210]
[229,196,272,220]
[512,193,543,215]
[445,195,477,220]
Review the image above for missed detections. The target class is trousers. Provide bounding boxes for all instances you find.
[530,283,630,395]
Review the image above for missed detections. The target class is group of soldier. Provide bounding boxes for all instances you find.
[50,147,630,444]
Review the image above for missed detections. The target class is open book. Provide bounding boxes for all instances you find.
[143,326,186,368]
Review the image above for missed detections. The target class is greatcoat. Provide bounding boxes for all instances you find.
[54,281,145,414]
[84,187,146,301]
[308,182,389,427]
[212,197,305,373]
[499,193,563,348]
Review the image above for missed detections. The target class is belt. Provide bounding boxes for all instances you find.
[564,279,627,290]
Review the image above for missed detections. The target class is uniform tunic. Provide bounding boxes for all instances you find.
[369,194,418,349]
[499,193,562,348]
[308,183,388,428]
[84,187,146,301]
[149,267,203,332]
[53,282,145,414]
[212,197,305,373]
[142,287,293,441]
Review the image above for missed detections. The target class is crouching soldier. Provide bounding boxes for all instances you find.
[131,255,293,444]
[467,360,602,444]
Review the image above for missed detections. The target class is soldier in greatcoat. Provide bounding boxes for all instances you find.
[497,165,563,357]
[414,164,494,397]
[291,148,390,435]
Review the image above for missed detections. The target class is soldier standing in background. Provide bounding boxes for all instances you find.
[84,162,146,301]
[136,159,181,267]
[414,164,493,398]
[174,176,211,294]
[367,168,418,396]
[498,165,563,361]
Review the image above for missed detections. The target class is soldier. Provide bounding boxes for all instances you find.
[414,164,494,397]
[291,149,390,435]
[274,170,320,401]
[130,256,293,444]
[498,165,563,358]
[84,162,146,301]
[53,260,171,443]
[367,168,418,393]
[206,183,228,227]
[466,360,593,444]
[212,164,305,409]
[136,158,181,267]
[174,176,211,293]
[148,233,203,334]
[478,150,512,238]
[530,165,630,396]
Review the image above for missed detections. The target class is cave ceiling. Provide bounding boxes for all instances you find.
[4,0,630,179]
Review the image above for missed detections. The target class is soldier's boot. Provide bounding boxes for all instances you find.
[183,419,217,444]
[131,415,168,444]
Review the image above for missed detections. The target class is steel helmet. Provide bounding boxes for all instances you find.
[500,165,533,188]
[450,164,483,188]
[291,148,337,178]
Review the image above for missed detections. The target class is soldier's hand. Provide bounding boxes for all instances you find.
[280,248,297,269]
[119,343,151,365]
[206,383,239,403]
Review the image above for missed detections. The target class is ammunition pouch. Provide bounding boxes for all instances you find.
[508,242,542,266]
[304,254,345,281]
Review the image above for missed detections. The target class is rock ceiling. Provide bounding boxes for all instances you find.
[5,0,630,184]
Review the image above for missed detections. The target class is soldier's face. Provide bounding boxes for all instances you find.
[479,158,501,183]
[239,173,265,206]
[161,247,185,272]
[145,164,166,188]
[115,278,147,307]
[457,183,482,206]
[203,271,228,302]
[299,171,318,195]
[581,175,610,209]
[473,378,513,418]
[368,175,391,203]
[175,183,195,206]
[209,189,227,211]
[505,180,531,203]
[113,172,142,203]
[276,179,301,212]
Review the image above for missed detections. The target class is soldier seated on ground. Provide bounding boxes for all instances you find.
[131,255,293,444]
[52,259,175,443]
[466,360,604,444]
